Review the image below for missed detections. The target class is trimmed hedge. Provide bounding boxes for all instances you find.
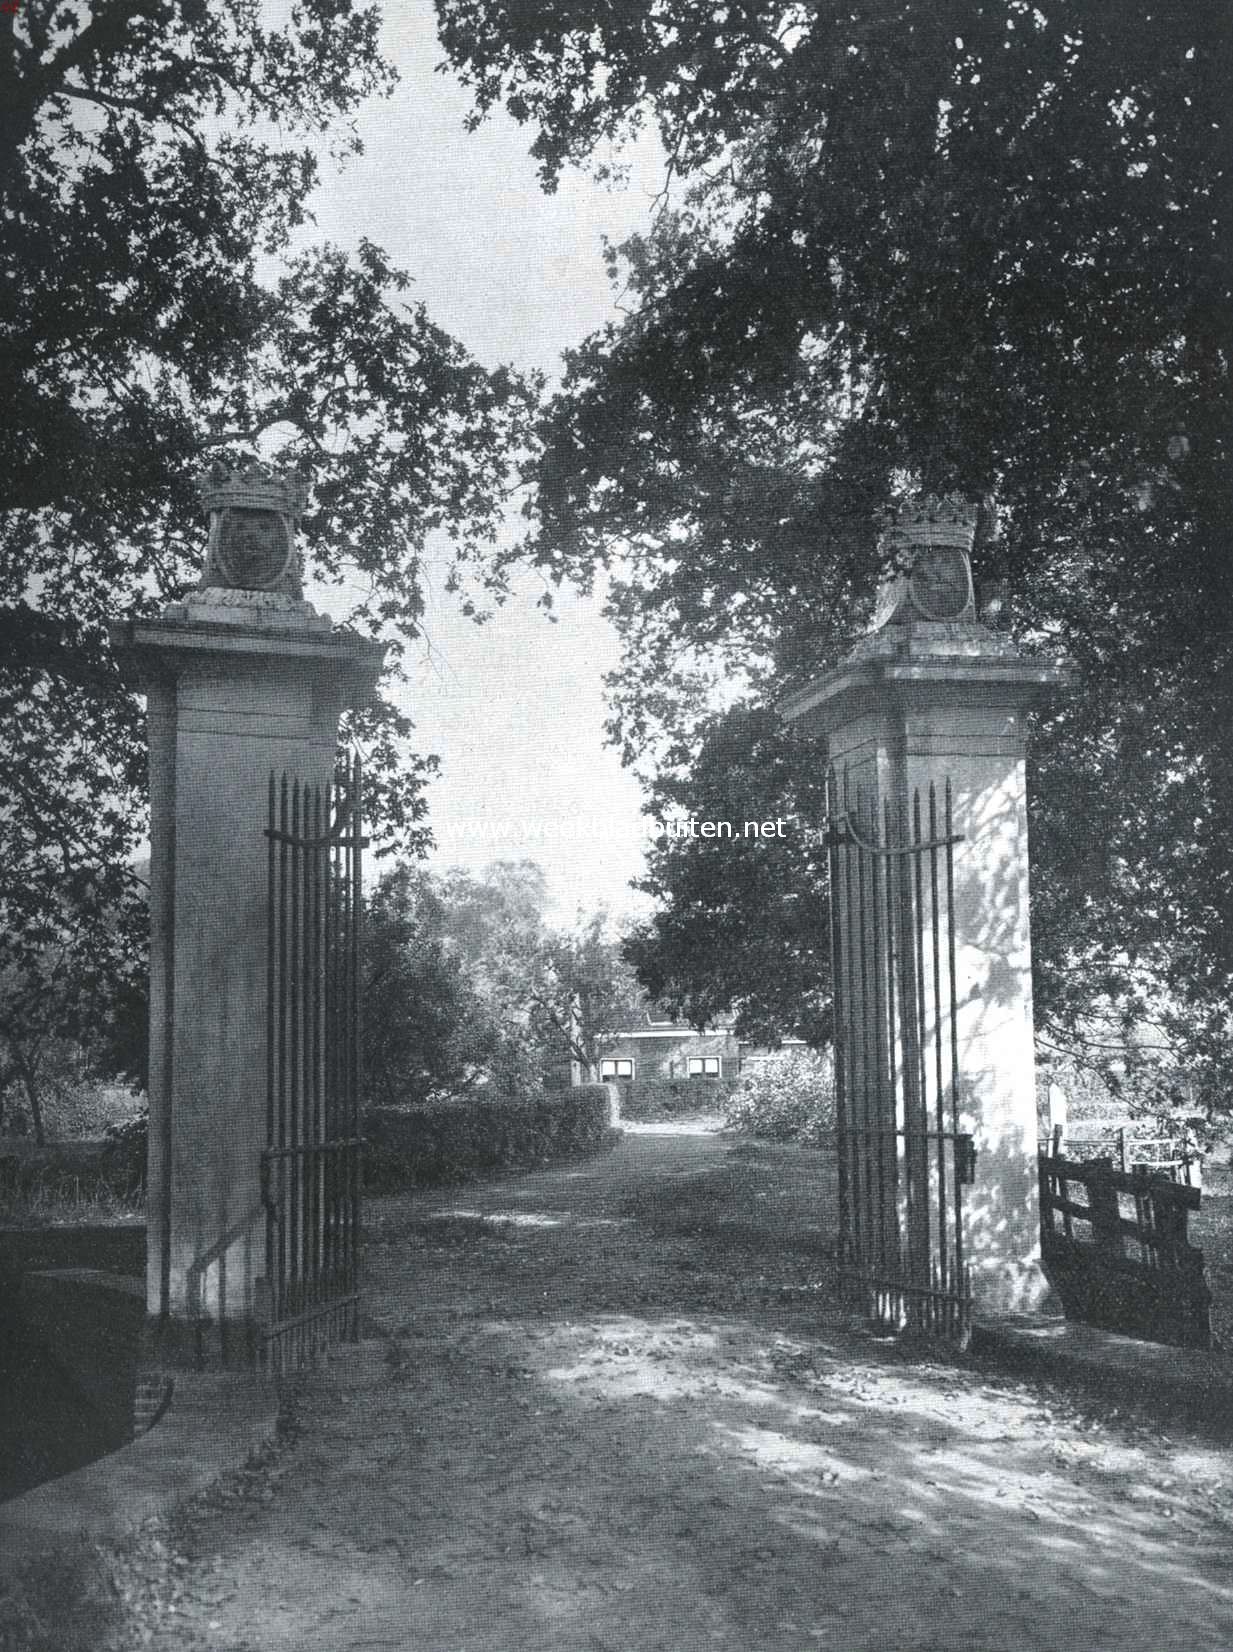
[364,1085,617,1190]
[617,1077,739,1120]
[0,1087,618,1207]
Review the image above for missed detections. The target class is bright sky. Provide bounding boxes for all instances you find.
[302,1,667,924]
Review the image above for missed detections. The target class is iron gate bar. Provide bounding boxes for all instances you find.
[309,781,318,1320]
[928,785,947,1281]
[290,777,302,1336]
[826,766,972,1341]
[869,794,888,1270]
[883,796,901,1274]
[323,776,336,1307]
[260,756,364,1375]
[945,779,965,1295]
[344,766,362,1309]
[902,790,924,1295]
[827,773,850,1269]
[905,792,925,1295]
[851,781,867,1265]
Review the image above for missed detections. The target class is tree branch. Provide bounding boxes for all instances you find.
[199,408,325,452]
[62,78,209,157]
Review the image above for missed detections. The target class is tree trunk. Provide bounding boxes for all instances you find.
[14,1047,45,1146]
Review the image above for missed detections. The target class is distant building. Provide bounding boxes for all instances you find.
[577,1007,807,1085]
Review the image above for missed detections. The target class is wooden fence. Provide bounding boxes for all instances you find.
[1038,1146,1211,1348]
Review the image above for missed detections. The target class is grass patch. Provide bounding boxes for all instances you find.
[0,1539,125,1652]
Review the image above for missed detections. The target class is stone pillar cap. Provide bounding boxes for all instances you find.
[109,603,386,706]
[779,629,1072,738]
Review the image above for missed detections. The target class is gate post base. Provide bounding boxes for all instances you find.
[971,1257,1057,1318]
[137,1310,263,1377]
[132,1316,278,1440]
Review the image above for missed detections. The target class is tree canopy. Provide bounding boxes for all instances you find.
[2,0,539,1051]
[624,703,832,1047]
[363,859,643,1104]
[364,864,507,1109]
[526,909,646,1080]
[438,1,1233,1078]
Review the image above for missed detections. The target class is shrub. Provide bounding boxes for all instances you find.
[363,1085,615,1190]
[618,1077,738,1120]
[722,1050,835,1147]
[99,1109,148,1200]
[41,1075,145,1143]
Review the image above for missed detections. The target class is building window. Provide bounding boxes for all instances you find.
[600,1059,634,1080]
[687,1057,721,1078]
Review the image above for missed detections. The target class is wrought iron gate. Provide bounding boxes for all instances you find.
[259,755,363,1374]
[826,766,975,1341]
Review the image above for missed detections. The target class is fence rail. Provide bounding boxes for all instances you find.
[1043,1123,1201,1184]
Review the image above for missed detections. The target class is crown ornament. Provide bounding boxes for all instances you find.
[197,459,309,520]
[195,460,308,597]
[877,492,978,558]
[868,491,978,628]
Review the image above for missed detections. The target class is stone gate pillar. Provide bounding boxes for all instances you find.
[780,496,1069,1314]
[111,465,384,1363]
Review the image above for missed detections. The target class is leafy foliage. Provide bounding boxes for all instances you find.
[99,1107,149,1200]
[2,0,539,1059]
[0,1134,144,1215]
[722,1050,836,1148]
[431,859,566,1094]
[0,1538,127,1652]
[364,866,507,1109]
[439,2,1233,1069]
[0,892,147,1144]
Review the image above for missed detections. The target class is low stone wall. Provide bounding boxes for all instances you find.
[0,1367,278,1584]
[0,1226,148,1501]
[364,1085,617,1189]
[0,1223,146,1279]
[0,1269,145,1503]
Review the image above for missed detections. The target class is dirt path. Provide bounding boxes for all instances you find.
[120,1126,1233,1652]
